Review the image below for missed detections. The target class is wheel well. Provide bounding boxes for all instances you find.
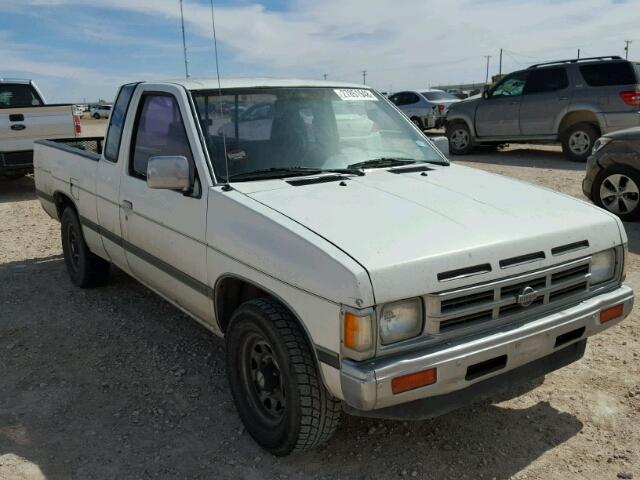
[53,192,77,220]
[558,111,600,137]
[215,276,272,333]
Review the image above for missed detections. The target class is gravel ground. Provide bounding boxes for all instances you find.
[1,138,639,480]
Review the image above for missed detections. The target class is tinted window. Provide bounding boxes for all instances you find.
[130,94,193,179]
[524,67,569,94]
[104,84,136,162]
[491,71,528,98]
[405,92,420,104]
[388,94,400,105]
[0,84,42,108]
[579,62,637,87]
[421,91,458,101]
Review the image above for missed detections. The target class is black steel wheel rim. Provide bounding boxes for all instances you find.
[240,332,286,425]
[67,224,81,271]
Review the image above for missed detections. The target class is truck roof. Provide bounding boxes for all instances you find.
[162,77,371,91]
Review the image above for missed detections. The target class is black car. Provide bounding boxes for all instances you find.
[583,126,640,220]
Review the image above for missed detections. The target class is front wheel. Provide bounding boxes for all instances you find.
[446,122,474,155]
[225,298,341,456]
[561,123,598,162]
[410,117,424,130]
[592,166,640,221]
[93,112,101,119]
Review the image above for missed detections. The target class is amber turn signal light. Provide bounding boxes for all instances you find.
[600,304,624,323]
[391,368,437,394]
[343,312,372,352]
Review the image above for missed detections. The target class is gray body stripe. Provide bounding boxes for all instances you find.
[79,216,213,297]
[315,346,341,369]
[36,189,54,203]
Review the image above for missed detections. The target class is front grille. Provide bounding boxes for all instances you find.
[426,257,592,335]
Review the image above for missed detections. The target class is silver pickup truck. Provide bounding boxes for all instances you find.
[35,78,634,455]
[0,79,80,179]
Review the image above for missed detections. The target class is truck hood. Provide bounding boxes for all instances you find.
[235,164,623,304]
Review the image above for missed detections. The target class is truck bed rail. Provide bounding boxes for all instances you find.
[35,137,103,162]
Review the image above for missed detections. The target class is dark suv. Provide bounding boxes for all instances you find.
[446,56,640,161]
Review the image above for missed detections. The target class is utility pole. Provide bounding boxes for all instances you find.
[577,48,580,59]
[484,56,491,84]
[498,49,503,76]
[624,40,632,60]
[323,73,328,80]
[179,0,190,78]
[361,70,367,85]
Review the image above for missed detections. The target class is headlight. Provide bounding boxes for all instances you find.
[591,249,615,285]
[380,298,423,345]
[592,137,612,154]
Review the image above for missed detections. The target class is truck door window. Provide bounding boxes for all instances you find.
[0,84,43,108]
[490,71,528,98]
[524,68,569,94]
[104,84,136,162]
[130,94,193,179]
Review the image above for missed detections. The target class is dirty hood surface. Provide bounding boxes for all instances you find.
[236,164,623,304]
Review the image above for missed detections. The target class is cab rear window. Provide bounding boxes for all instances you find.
[579,62,638,87]
[0,84,43,108]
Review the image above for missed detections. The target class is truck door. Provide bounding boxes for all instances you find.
[519,67,571,136]
[96,83,137,273]
[475,71,528,137]
[118,84,213,323]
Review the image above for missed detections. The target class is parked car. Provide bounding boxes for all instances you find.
[419,90,461,127]
[387,91,437,130]
[0,78,80,179]
[583,126,640,220]
[90,104,112,119]
[34,79,633,455]
[446,56,640,161]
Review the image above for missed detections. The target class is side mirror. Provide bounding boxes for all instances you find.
[431,136,449,158]
[146,155,194,192]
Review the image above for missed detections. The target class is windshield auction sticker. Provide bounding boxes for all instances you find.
[334,89,378,101]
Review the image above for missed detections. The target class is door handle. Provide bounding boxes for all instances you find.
[120,200,133,210]
[10,124,26,131]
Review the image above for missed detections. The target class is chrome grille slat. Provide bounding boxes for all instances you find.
[426,257,591,334]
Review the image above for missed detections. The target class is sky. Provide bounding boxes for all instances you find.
[0,0,638,102]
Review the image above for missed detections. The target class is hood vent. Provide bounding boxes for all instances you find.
[438,263,492,282]
[499,251,545,269]
[388,166,433,174]
[552,240,589,256]
[287,175,346,186]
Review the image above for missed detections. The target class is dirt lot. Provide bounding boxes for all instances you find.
[1,136,639,479]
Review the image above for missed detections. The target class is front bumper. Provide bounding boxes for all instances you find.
[341,285,633,412]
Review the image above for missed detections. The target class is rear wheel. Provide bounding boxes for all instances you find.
[561,123,598,162]
[61,208,110,287]
[592,165,640,221]
[225,298,341,455]
[93,112,100,119]
[446,122,474,155]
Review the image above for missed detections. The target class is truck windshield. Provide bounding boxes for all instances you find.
[192,87,446,182]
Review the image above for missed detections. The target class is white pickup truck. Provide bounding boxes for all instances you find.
[34,79,633,456]
[1,79,80,179]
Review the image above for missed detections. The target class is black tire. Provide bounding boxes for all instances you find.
[410,117,423,130]
[446,122,474,155]
[561,123,598,162]
[592,165,640,221]
[225,298,341,456]
[93,112,100,119]
[61,208,110,287]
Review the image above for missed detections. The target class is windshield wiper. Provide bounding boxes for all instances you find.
[226,166,363,182]
[347,158,417,169]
